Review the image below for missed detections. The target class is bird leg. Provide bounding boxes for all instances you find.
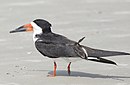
[67,62,71,76]
[53,61,57,76]
[48,61,57,77]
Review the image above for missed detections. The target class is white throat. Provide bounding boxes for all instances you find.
[31,22,42,42]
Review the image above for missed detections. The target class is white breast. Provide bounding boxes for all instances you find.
[31,22,42,42]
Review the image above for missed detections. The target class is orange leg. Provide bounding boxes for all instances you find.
[48,61,57,77]
[53,61,57,76]
[67,62,71,76]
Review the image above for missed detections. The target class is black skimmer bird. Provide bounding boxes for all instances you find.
[10,19,130,77]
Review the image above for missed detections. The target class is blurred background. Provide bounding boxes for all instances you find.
[0,0,130,85]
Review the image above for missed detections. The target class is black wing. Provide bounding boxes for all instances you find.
[82,46,130,65]
[82,46,130,57]
[35,33,87,59]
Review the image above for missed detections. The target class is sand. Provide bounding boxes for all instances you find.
[0,0,130,85]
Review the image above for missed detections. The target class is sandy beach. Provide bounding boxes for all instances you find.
[0,0,130,85]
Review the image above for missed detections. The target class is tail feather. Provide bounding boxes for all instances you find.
[82,46,130,57]
[88,57,117,65]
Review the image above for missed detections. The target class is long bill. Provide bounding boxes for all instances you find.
[10,23,33,33]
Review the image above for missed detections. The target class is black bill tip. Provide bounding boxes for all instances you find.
[10,30,17,33]
[9,26,26,33]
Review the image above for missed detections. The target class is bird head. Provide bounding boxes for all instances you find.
[10,19,52,34]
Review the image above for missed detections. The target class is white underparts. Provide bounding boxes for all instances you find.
[31,22,42,42]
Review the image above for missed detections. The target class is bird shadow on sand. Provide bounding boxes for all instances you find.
[48,70,130,81]
[29,69,130,81]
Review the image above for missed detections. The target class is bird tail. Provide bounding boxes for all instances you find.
[82,46,130,65]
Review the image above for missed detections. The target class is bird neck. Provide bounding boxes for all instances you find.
[31,22,52,42]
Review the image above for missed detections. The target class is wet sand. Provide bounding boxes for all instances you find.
[0,0,130,85]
